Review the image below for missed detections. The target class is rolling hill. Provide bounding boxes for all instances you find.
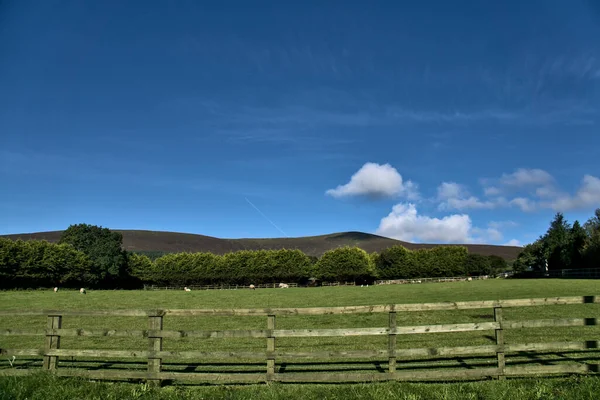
[1,230,523,260]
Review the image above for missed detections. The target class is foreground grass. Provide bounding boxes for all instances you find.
[1,372,600,400]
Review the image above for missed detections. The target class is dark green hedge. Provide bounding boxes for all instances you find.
[1,225,511,289]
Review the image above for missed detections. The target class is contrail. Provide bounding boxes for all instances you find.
[244,197,289,237]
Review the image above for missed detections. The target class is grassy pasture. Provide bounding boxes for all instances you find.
[1,279,600,399]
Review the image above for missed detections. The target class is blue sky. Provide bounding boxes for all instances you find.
[1,0,599,246]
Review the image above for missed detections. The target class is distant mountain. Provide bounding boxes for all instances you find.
[1,230,523,260]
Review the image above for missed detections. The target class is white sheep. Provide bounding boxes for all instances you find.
[279,283,289,288]
[249,284,256,290]
[467,277,473,282]
[53,287,58,292]
[79,288,86,294]
[184,287,191,292]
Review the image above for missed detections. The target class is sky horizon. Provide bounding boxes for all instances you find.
[1,1,599,246]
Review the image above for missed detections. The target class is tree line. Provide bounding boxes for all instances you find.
[513,209,600,273]
[1,223,509,290]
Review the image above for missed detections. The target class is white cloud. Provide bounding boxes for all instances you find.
[548,175,600,211]
[472,227,503,242]
[437,182,498,211]
[484,186,501,196]
[326,162,419,200]
[488,229,503,241]
[441,196,498,211]
[535,186,559,198]
[503,239,522,247]
[509,197,537,212]
[375,203,518,245]
[437,182,466,200]
[500,168,554,188]
[376,203,473,243]
[482,168,557,203]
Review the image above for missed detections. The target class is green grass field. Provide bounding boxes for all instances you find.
[1,279,600,399]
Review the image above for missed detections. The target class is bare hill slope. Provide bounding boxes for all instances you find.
[1,230,522,259]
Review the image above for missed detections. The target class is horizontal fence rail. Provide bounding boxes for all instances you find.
[143,282,300,291]
[1,295,600,385]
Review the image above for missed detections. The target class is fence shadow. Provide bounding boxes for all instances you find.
[5,351,596,376]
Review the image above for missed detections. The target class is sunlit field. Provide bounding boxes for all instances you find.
[1,279,599,399]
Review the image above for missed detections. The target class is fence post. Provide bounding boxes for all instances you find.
[148,311,164,386]
[388,308,397,374]
[267,314,276,381]
[43,314,62,370]
[494,306,505,380]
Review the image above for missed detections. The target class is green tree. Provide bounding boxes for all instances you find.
[569,220,587,268]
[315,246,375,283]
[376,245,416,279]
[0,238,91,288]
[583,209,600,238]
[583,209,600,268]
[427,246,468,277]
[152,252,223,286]
[543,213,572,270]
[488,255,508,274]
[512,240,546,273]
[58,223,128,287]
[464,254,492,276]
[267,249,313,283]
[0,238,23,288]
[219,250,254,285]
[127,253,154,284]
[410,249,431,278]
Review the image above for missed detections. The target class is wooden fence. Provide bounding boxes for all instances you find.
[1,295,600,384]
[375,274,497,285]
[143,282,299,291]
[547,268,600,279]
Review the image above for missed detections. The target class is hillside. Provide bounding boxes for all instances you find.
[1,230,523,260]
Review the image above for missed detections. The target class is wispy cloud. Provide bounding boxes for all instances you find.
[509,197,538,213]
[437,182,503,211]
[544,175,600,211]
[479,168,600,213]
[488,220,519,230]
[499,168,555,188]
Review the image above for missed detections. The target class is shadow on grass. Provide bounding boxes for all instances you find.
[6,351,594,375]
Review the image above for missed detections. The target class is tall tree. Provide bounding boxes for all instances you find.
[569,220,587,268]
[543,213,572,270]
[583,208,600,238]
[583,209,600,268]
[58,223,128,287]
[513,240,545,273]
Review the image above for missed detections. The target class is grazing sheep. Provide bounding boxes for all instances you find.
[278,283,289,289]
[249,284,256,290]
[467,277,472,282]
[53,287,58,292]
[184,287,191,292]
[79,288,86,294]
